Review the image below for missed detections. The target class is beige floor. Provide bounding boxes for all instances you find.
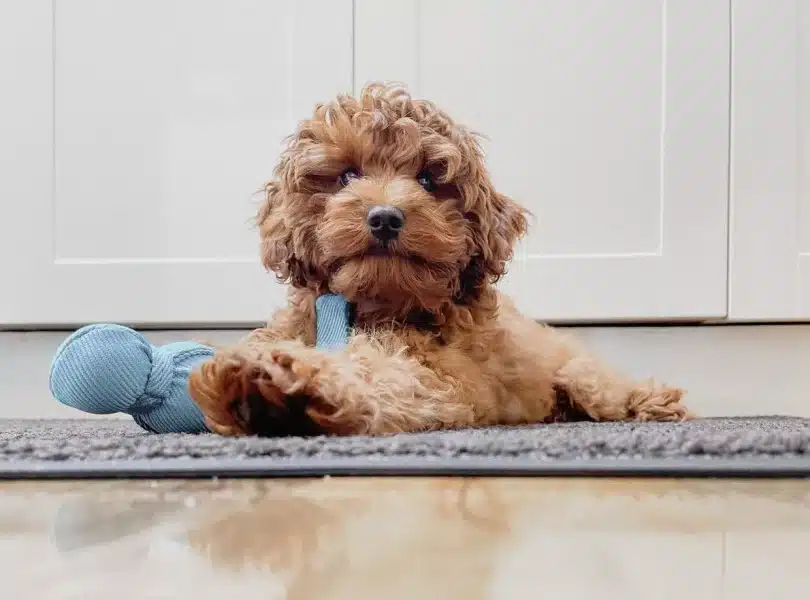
[2,477,810,599]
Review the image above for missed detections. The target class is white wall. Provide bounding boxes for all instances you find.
[5,325,809,420]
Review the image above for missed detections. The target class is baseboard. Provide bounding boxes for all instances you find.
[2,325,809,420]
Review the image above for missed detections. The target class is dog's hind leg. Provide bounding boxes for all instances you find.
[552,352,693,422]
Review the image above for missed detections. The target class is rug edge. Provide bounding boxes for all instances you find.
[2,456,810,479]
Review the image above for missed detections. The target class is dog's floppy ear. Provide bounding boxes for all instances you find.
[481,191,529,281]
[257,180,289,276]
[457,189,529,304]
[257,180,323,289]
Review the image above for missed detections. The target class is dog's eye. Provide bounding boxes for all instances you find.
[416,169,436,192]
[339,167,361,187]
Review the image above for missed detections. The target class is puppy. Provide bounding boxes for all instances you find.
[188,82,691,437]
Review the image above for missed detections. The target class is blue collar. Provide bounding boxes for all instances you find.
[314,294,352,350]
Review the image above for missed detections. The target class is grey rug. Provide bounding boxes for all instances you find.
[2,417,810,478]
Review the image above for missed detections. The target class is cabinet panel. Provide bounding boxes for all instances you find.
[1,0,353,327]
[356,0,730,322]
[729,0,810,321]
[0,0,53,323]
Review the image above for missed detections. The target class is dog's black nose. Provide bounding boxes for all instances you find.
[366,205,404,242]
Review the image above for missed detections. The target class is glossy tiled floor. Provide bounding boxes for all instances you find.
[2,477,809,599]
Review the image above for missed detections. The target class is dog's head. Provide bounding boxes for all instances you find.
[258,82,529,319]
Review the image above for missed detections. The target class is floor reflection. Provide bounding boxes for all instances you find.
[0,477,809,599]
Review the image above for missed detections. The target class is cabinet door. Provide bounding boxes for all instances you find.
[356,0,730,322]
[728,0,810,321]
[0,0,352,327]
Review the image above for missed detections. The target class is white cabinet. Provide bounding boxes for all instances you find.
[356,0,731,322]
[728,0,810,321]
[2,1,750,327]
[0,0,353,327]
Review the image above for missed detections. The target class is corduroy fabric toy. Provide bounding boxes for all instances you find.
[49,294,352,434]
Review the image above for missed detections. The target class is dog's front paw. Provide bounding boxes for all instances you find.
[188,346,327,437]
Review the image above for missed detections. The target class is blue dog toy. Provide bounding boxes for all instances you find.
[49,294,352,434]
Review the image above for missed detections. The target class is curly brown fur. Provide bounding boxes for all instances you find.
[189,82,692,437]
